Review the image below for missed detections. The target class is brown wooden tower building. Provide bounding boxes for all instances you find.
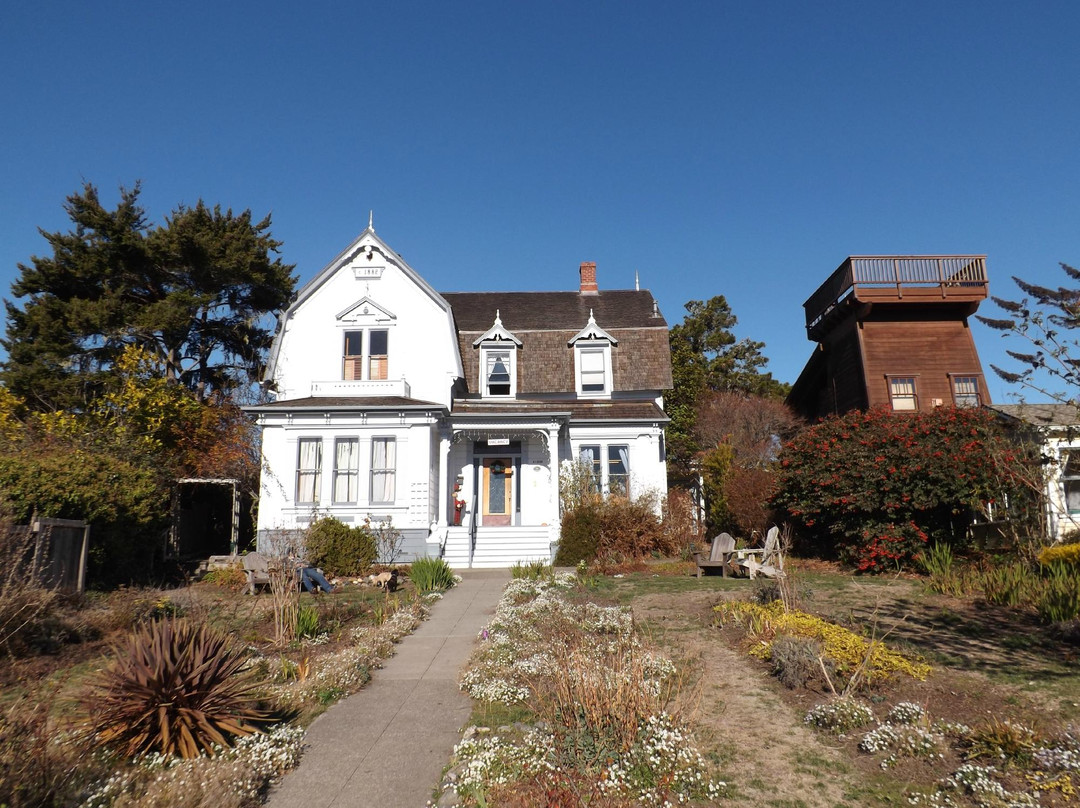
[787,256,991,421]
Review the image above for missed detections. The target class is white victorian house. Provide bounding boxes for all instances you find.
[988,403,1080,543]
[249,224,672,568]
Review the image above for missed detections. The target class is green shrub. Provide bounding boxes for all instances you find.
[296,604,320,639]
[84,619,269,758]
[409,557,455,593]
[980,561,1036,608]
[773,406,1040,571]
[555,503,602,566]
[305,517,376,577]
[1035,562,1080,624]
[510,559,552,580]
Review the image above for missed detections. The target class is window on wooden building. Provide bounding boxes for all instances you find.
[888,377,918,411]
[951,376,981,407]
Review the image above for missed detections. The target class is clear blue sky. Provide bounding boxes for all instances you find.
[2,1,1078,402]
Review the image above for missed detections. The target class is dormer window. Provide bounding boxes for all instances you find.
[484,348,513,396]
[473,310,522,399]
[569,310,618,398]
[578,347,608,393]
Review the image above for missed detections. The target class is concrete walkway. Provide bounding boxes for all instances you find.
[267,569,509,808]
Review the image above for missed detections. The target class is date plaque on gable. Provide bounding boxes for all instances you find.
[353,266,384,280]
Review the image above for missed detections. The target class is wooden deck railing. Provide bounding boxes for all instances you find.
[804,255,987,336]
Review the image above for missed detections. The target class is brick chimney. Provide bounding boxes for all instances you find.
[579,261,598,294]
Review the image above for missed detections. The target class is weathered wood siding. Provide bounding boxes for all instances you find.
[859,306,990,409]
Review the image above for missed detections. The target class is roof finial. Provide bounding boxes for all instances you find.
[495,308,502,325]
[368,210,374,231]
[635,270,640,291]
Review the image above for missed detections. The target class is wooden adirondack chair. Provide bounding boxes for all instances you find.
[734,526,785,579]
[695,533,737,578]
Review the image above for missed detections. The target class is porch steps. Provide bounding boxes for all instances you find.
[441,526,554,569]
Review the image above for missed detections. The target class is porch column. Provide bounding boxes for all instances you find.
[547,424,562,532]
[437,432,452,527]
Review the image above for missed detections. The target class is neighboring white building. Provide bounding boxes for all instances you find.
[248,224,672,568]
[989,403,1080,543]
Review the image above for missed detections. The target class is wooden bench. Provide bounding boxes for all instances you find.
[242,552,271,594]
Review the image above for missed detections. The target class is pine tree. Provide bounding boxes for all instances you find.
[2,183,297,409]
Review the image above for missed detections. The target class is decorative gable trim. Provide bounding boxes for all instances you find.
[472,310,523,347]
[264,224,463,381]
[336,296,397,324]
[567,310,618,346]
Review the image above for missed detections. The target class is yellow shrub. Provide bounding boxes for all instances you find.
[1037,542,1080,567]
[715,600,930,684]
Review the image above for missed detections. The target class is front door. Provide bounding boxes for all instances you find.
[481,458,513,526]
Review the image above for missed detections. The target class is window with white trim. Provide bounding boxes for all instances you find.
[296,438,322,504]
[578,444,630,496]
[481,346,515,397]
[888,376,918,411]
[575,345,611,396]
[951,375,981,407]
[371,438,396,504]
[579,445,601,492]
[343,329,389,381]
[1064,453,1080,515]
[608,445,630,496]
[332,438,359,504]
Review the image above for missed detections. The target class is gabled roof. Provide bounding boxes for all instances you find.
[265,225,462,380]
[472,310,522,347]
[568,310,618,346]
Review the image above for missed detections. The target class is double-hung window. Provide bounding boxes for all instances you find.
[343,329,389,381]
[332,438,359,504]
[371,438,396,504]
[579,348,607,393]
[608,445,630,496]
[296,438,322,504]
[888,376,918,411]
[951,376,981,407]
[1064,453,1080,515]
[578,444,630,496]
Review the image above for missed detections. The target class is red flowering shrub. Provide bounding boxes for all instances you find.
[772,407,1039,572]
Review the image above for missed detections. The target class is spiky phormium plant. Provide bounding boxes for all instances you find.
[84,618,269,759]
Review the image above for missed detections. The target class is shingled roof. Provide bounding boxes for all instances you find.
[452,399,668,421]
[444,290,673,395]
[441,290,665,331]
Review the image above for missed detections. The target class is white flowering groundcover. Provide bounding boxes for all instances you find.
[805,698,1080,807]
[444,574,725,806]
